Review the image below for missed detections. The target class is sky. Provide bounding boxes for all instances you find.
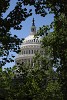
[2,0,54,69]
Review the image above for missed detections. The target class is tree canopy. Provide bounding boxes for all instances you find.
[0,0,32,66]
[0,0,67,100]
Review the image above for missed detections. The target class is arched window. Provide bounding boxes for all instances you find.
[22,51,23,54]
[32,28,34,31]
[29,50,30,54]
[34,50,36,53]
[26,50,28,54]
[32,50,33,54]
[24,50,25,54]
[34,39,35,42]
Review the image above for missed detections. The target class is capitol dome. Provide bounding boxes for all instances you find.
[15,18,43,65]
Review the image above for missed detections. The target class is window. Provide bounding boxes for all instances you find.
[34,50,36,53]
[26,50,28,54]
[34,39,35,42]
[24,50,25,54]
[32,50,33,54]
[31,28,34,32]
[29,50,30,54]
[22,51,23,54]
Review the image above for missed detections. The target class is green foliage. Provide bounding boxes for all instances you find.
[0,0,32,66]
[22,0,67,17]
[36,14,67,100]
[0,0,67,99]
[0,54,63,100]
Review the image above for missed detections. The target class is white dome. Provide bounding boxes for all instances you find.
[24,34,34,41]
[23,34,42,43]
[20,34,41,48]
[15,18,43,65]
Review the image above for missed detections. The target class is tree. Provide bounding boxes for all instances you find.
[37,13,67,100]
[26,0,67,99]
[0,0,32,66]
[0,51,63,100]
[0,0,67,99]
[9,52,62,100]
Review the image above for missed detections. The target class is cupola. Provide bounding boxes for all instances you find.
[30,18,36,35]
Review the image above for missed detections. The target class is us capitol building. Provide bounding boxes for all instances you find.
[15,18,43,65]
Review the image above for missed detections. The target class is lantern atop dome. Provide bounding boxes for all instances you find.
[30,18,36,35]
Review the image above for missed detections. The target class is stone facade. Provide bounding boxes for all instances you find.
[15,18,43,65]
